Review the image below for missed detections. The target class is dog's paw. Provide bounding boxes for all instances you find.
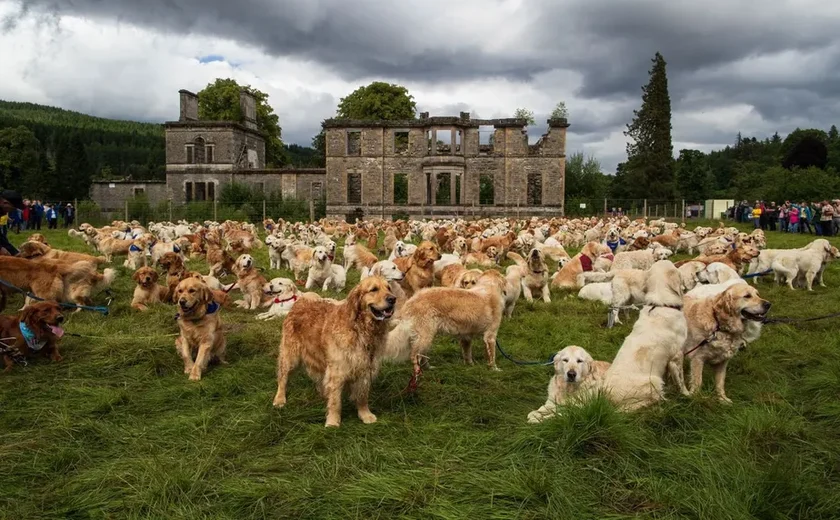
[325,420,340,428]
[272,396,286,408]
[183,364,194,374]
[358,411,377,424]
[718,395,733,405]
[527,412,542,424]
[188,369,202,381]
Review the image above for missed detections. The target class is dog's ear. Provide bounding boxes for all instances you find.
[345,282,364,321]
[198,284,213,305]
[21,304,46,330]
[714,289,745,334]
[132,269,143,283]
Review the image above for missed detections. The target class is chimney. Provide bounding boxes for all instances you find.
[179,89,198,121]
[239,90,258,130]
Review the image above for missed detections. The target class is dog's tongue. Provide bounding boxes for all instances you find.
[48,325,65,338]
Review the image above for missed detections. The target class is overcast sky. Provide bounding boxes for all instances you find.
[2,0,840,172]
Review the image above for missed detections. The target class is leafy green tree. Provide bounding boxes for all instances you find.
[675,149,715,201]
[310,130,326,167]
[624,52,675,199]
[781,128,828,170]
[198,78,286,167]
[52,132,92,200]
[513,108,535,125]
[565,152,609,199]
[337,82,416,120]
[0,125,42,194]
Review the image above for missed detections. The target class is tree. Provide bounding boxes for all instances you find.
[675,149,714,201]
[197,78,286,167]
[52,132,92,200]
[565,152,608,199]
[829,125,838,142]
[781,128,828,170]
[550,102,568,119]
[0,126,42,194]
[623,52,675,199]
[336,82,416,120]
[513,108,535,126]
[311,130,326,167]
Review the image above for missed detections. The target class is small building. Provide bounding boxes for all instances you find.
[704,199,735,220]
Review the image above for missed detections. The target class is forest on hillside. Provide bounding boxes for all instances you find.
[0,100,323,199]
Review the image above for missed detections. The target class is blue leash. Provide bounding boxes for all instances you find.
[742,269,773,279]
[495,340,555,366]
[0,278,110,315]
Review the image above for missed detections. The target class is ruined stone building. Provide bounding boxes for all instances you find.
[323,112,569,219]
[91,89,569,220]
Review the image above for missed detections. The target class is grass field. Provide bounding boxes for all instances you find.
[1,223,840,519]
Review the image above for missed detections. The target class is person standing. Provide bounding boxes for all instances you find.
[34,200,44,230]
[751,203,762,229]
[833,200,840,236]
[788,204,800,233]
[767,202,778,231]
[0,190,24,255]
[822,201,836,237]
[46,204,58,229]
[799,202,812,234]
[64,203,74,228]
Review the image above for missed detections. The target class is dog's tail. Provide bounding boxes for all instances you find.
[60,260,98,284]
[382,318,414,363]
[96,268,118,291]
[506,251,527,269]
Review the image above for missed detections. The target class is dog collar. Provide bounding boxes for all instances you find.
[19,322,46,351]
[176,301,219,320]
[600,253,615,262]
[649,303,683,311]
[274,294,298,305]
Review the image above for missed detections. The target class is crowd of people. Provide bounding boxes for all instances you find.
[0,197,75,255]
[731,200,840,236]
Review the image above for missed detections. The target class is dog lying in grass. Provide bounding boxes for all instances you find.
[527,345,610,423]
[0,300,66,372]
[131,266,168,311]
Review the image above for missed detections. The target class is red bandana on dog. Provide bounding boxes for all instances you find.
[579,254,593,272]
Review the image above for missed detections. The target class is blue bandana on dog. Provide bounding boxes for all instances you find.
[175,301,219,320]
[605,238,626,253]
[129,244,142,253]
[19,322,46,351]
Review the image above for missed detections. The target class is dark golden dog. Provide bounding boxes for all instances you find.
[174,277,227,381]
[0,300,65,372]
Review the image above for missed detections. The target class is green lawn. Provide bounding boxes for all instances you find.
[1,224,840,519]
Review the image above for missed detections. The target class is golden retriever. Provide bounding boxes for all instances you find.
[131,266,169,310]
[385,270,507,378]
[272,276,397,427]
[393,241,441,298]
[508,249,550,303]
[551,241,610,289]
[232,254,268,310]
[17,241,107,265]
[592,260,689,411]
[0,300,65,372]
[527,345,611,423]
[683,281,770,402]
[174,277,226,381]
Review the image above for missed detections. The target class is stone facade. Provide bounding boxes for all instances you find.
[323,112,568,219]
[90,180,167,212]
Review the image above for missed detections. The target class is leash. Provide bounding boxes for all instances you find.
[742,269,773,279]
[63,332,180,340]
[762,312,840,325]
[495,340,555,366]
[0,278,110,315]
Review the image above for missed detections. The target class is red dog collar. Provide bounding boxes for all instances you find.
[274,294,298,304]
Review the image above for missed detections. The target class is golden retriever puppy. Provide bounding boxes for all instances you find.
[527,345,611,423]
[233,254,268,310]
[551,242,611,289]
[272,276,397,427]
[130,266,169,311]
[508,249,550,303]
[0,300,65,372]
[683,283,770,402]
[593,260,689,411]
[393,241,441,298]
[386,270,507,377]
[173,277,226,381]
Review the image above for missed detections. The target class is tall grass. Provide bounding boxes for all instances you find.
[0,225,839,519]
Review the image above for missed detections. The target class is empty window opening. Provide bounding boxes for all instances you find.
[394,131,409,155]
[311,181,323,200]
[455,130,462,154]
[436,172,451,205]
[478,126,495,155]
[195,182,206,201]
[394,173,408,204]
[347,173,362,204]
[527,172,542,205]
[206,144,215,163]
[426,130,434,154]
[185,145,195,164]
[455,173,462,204]
[133,188,145,197]
[436,129,453,155]
[194,137,206,164]
[254,182,265,194]
[479,174,494,205]
[425,172,433,204]
[208,182,215,201]
[347,131,361,156]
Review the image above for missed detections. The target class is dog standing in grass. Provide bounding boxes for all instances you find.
[174,277,226,381]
